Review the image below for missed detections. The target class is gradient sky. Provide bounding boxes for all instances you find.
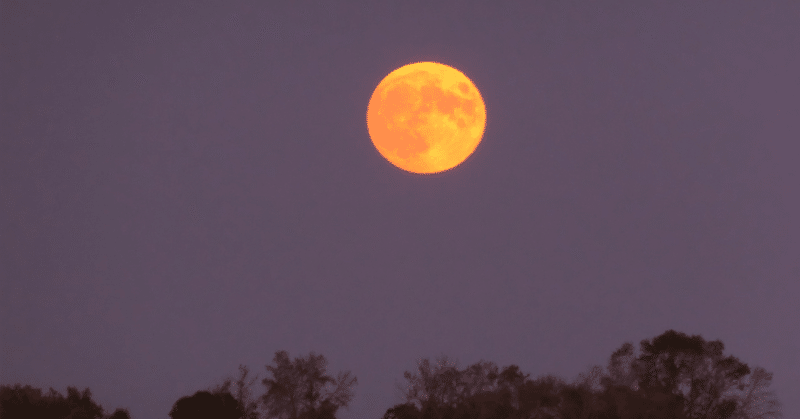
[2,2,798,419]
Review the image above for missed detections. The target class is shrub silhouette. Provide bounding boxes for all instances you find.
[169,390,242,419]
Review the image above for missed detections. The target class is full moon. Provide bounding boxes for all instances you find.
[367,62,486,174]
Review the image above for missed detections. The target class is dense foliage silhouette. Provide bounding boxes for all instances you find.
[1,330,781,419]
[382,329,782,419]
[0,384,126,419]
[259,350,358,419]
[168,390,242,419]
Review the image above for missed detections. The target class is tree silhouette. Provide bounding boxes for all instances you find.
[590,383,688,419]
[394,354,464,418]
[728,367,782,419]
[557,381,604,419]
[0,384,122,419]
[636,330,752,419]
[596,329,781,419]
[390,354,565,419]
[387,330,782,419]
[515,374,565,419]
[0,384,57,419]
[65,387,106,419]
[213,365,261,419]
[260,350,357,419]
[600,342,641,391]
[107,407,132,419]
[2,330,780,419]
[168,390,242,419]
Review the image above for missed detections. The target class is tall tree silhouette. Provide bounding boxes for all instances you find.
[394,354,464,419]
[260,350,357,419]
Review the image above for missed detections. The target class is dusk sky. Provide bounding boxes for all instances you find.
[2,2,798,419]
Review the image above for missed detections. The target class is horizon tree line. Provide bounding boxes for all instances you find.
[0,329,783,419]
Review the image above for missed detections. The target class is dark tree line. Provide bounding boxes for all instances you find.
[1,330,782,419]
[0,384,130,419]
[382,330,782,419]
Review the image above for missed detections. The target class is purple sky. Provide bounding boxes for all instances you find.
[2,2,798,419]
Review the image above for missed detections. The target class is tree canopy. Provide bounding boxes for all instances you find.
[212,364,262,419]
[0,384,126,419]
[607,330,782,419]
[2,330,781,419]
[386,354,567,419]
[383,330,782,419]
[168,390,242,419]
[260,350,357,419]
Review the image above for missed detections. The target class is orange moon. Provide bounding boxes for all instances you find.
[367,62,486,174]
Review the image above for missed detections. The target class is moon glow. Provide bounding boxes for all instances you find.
[367,62,486,174]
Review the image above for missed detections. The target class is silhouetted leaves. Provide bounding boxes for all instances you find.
[595,329,782,419]
[391,354,565,419]
[728,367,783,419]
[0,384,125,419]
[387,330,782,419]
[1,333,782,419]
[213,365,261,419]
[633,330,751,419]
[601,342,641,391]
[260,350,357,419]
[395,354,464,416]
